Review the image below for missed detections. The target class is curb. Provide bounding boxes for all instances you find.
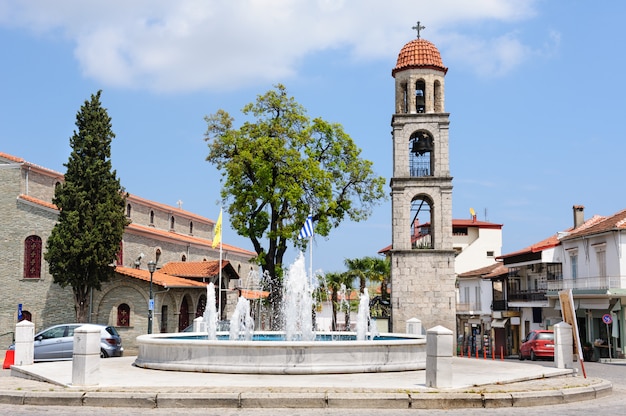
[0,380,612,409]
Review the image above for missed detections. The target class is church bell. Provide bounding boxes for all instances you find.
[411,134,433,155]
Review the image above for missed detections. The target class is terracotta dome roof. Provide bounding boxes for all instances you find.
[392,38,447,77]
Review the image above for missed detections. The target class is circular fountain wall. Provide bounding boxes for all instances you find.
[134,254,425,374]
[134,331,426,374]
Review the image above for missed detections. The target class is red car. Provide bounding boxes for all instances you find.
[519,330,554,361]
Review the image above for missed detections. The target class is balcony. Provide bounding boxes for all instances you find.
[456,302,483,314]
[547,276,622,291]
[492,300,507,311]
[508,290,547,302]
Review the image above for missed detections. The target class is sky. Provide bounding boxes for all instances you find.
[1,0,626,274]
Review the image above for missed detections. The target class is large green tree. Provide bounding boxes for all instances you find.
[45,91,128,323]
[204,84,386,326]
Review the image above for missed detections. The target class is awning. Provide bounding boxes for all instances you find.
[578,299,610,310]
[491,318,509,328]
[555,299,579,310]
[238,289,269,300]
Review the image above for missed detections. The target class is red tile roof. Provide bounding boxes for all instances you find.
[498,214,606,259]
[158,260,231,278]
[560,209,626,240]
[17,194,57,211]
[127,193,216,224]
[458,262,508,279]
[114,265,207,288]
[238,289,269,300]
[0,151,64,177]
[126,223,255,257]
[392,39,448,76]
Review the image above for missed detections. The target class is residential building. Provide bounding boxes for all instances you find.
[456,262,507,356]
[496,205,626,359]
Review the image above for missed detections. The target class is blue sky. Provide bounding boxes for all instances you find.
[1,1,625,274]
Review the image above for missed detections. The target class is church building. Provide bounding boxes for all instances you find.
[0,151,257,351]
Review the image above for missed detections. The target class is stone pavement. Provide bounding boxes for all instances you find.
[0,356,612,409]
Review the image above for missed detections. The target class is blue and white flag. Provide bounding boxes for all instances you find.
[298,214,314,239]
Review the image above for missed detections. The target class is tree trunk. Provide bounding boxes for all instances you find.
[74,289,90,323]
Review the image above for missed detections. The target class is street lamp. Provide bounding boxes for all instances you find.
[147,261,157,334]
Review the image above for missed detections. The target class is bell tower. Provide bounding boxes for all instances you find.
[389,25,456,334]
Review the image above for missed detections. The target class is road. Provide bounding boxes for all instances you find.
[0,360,624,415]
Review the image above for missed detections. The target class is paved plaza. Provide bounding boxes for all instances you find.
[0,355,611,410]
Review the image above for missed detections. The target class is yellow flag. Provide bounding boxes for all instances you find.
[212,209,222,249]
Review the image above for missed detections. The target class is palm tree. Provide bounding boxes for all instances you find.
[344,256,390,296]
[320,272,353,331]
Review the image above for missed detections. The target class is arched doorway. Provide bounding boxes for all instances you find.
[179,296,190,331]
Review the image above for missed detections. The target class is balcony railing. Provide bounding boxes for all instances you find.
[492,300,507,311]
[547,276,622,291]
[508,290,547,302]
[456,302,483,313]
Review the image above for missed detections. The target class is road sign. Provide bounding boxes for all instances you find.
[149,299,154,311]
[602,314,613,324]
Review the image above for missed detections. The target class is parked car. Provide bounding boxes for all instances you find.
[519,329,554,361]
[9,323,123,361]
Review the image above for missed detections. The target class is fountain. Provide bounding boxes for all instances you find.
[134,253,426,374]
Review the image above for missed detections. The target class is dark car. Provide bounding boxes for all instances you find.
[10,323,123,361]
[519,329,554,361]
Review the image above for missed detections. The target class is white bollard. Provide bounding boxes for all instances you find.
[406,318,422,336]
[554,321,574,369]
[14,320,34,366]
[425,325,454,388]
[71,325,101,386]
[193,316,206,332]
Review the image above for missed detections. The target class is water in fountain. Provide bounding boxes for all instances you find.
[229,296,254,340]
[356,288,379,340]
[203,282,218,340]
[283,251,316,341]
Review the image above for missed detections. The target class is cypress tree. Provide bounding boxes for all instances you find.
[45,90,128,323]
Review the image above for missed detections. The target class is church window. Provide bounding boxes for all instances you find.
[170,216,175,230]
[23,235,42,279]
[196,294,207,318]
[126,203,132,217]
[149,210,155,225]
[117,303,130,327]
[189,221,194,235]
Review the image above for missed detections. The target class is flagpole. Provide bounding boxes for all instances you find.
[218,238,223,320]
[213,208,223,321]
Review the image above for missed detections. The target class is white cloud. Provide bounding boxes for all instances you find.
[0,0,542,92]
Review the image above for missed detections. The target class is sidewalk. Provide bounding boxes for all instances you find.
[0,356,612,409]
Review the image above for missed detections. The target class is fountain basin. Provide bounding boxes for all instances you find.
[134,331,426,374]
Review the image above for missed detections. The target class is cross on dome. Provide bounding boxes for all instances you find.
[412,21,425,39]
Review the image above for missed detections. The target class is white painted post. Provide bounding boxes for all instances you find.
[406,318,422,336]
[425,325,453,388]
[554,321,573,369]
[71,325,101,386]
[14,320,34,366]
[193,316,205,332]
